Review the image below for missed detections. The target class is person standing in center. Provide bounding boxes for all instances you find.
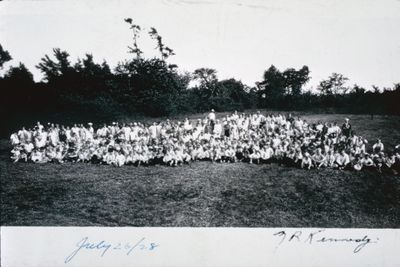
[341,118,352,138]
[207,109,216,133]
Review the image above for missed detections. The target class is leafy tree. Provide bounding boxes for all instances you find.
[261,65,285,93]
[125,18,143,59]
[36,48,74,82]
[75,54,112,79]
[72,54,113,96]
[3,62,34,83]
[192,68,218,96]
[216,78,250,110]
[115,58,186,116]
[1,63,35,108]
[256,65,286,107]
[394,83,400,91]
[148,27,175,60]
[350,84,366,94]
[0,44,12,70]
[282,65,310,95]
[193,68,217,86]
[372,85,381,93]
[317,73,349,95]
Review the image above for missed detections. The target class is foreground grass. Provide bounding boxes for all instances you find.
[1,113,399,227]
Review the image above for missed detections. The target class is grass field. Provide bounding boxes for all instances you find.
[1,112,400,227]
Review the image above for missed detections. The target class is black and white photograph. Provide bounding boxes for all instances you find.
[1,0,400,266]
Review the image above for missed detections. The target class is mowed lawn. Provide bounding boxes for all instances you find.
[1,113,399,227]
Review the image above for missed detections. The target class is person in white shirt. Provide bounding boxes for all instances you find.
[301,152,313,169]
[34,130,47,149]
[36,122,44,131]
[213,119,223,137]
[10,133,20,146]
[208,109,216,122]
[163,147,175,166]
[207,109,216,133]
[335,150,350,170]
[149,122,158,140]
[183,118,192,132]
[48,128,59,147]
[11,146,22,162]
[249,145,261,164]
[23,142,34,154]
[17,127,29,143]
[312,148,327,169]
[224,145,236,163]
[115,152,126,167]
[231,110,239,121]
[353,155,364,171]
[31,149,48,163]
[261,144,274,163]
[372,139,384,153]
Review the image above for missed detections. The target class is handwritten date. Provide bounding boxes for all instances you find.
[65,237,158,264]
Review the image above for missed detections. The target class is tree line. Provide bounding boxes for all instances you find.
[1,18,399,127]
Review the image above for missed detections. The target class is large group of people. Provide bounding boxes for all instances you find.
[9,110,400,174]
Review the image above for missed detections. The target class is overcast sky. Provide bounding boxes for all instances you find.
[1,0,399,90]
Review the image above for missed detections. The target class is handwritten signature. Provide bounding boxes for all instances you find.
[273,230,378,253]
[65,237,158,264]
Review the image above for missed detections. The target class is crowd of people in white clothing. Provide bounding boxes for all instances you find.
[9,110,400,174]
